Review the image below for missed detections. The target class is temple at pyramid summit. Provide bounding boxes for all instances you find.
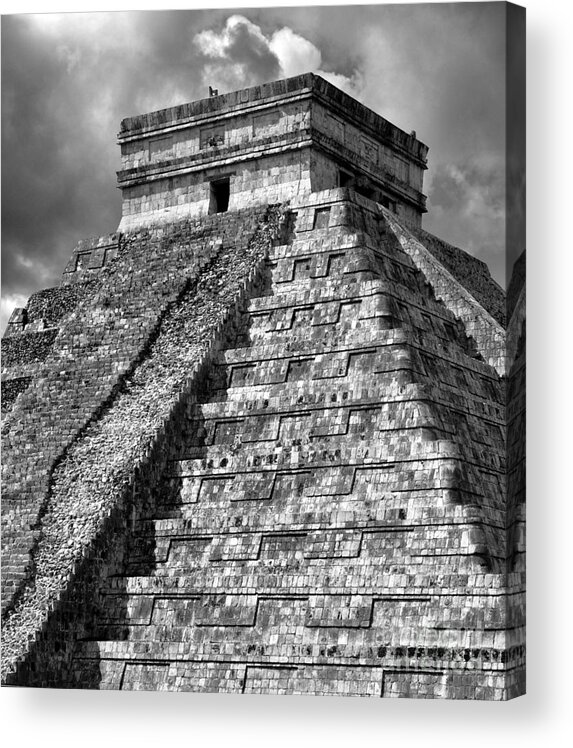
[1,73,525,698]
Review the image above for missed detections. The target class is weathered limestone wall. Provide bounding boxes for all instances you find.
[383,210,506,375]
[2,206,281,684]
[61,234,122,283]
[117,73,428,232]
[119,150,312,230]
[2,279,99,416]
[1,206,277,621]
[309,150,421,227]
[119,98,310,172]
[311,101,425,222]
[410,226,506,327]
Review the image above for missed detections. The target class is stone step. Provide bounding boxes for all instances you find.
[211,352,411,393]
[168,436,467,478]
[222,326,402,363]
[249,273,452,321]
[248,278,392,313]
[103,565,509,599]
[142,497,502,536]
[180,415,505,469]
[86,593,512,648]
[205,381,504,429]
[69,642,520,694]
[268,228,409,269]
[218,327,501,381]
[188,394,505,437]
[185,409,504,457]
[245,287,466,346]
[165,448,503,503]
[194,383,503,431]
[208,353,503,412]
[138,493,504,550]
[125,522,503,574]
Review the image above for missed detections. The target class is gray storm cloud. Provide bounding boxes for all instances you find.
[193,15,282,89]
[424,158,506,283]
[1,5,516,333]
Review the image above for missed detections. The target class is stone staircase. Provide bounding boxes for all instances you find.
[68,191,517,699]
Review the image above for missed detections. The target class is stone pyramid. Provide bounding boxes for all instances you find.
[1,74,525,699]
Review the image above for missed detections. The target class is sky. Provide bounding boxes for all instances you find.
[1,2,524,333]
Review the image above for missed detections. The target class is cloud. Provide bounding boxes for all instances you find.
[269,26,321,77]
[193,15,281,91]
[428,156,505,215]
[1,11,208,328]
[192,15,359,97]
[56,44,81,74]
[424,157,506,284]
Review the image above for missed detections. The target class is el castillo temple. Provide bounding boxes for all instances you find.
[1,74,525,699]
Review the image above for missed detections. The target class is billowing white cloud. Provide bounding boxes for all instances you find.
[192,15,360,98]
[193,15,281,91]
[269,26,321,77]
[195,15,271,60]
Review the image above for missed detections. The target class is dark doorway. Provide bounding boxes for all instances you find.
[339,170,354,188]
[380,195,397,213]
[209,178,230,214]
[355,183,376,200]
